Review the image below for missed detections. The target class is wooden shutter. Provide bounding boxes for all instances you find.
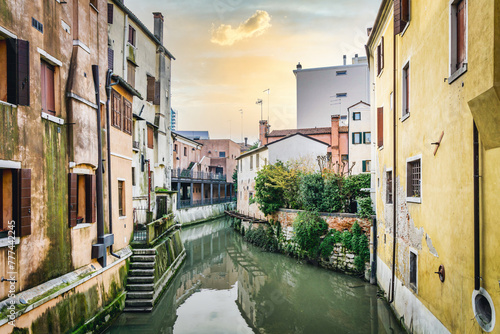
[154,81,161,105]
[401,0,410,23]
[147,126,154,149]
[128,26,135,46]
[17,40,30,106]
[456,0,466,68]
[362,161,367,172]
[68,173,77,228]
[377,107,384,148]
[127,62,135,88]
[404,65,410,114]
[108,48,114,71]
[380,37,384,71]
[352,133,355,144]
[394,0,401,35]
[41,60,55,115]
[19,169,31,236]
[394,0,409,35]
[147,76,155,102]
[85,174,96,224]
[123,98,132,134]
[112,90,121,129]
[107,3,113,24]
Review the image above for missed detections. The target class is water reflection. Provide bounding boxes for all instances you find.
[107,217,403,334]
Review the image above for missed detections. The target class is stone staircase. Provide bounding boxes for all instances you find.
[124,249,156,312]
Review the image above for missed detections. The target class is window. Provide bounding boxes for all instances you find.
[341,154,348,162]
[147,125,154,149]
[386,171,393,204]
[123,98,132,135]
[248,192,253,204]
[394,0,410,35]
[352,132,362,144]
[362,160,371,173]
[68,173,95,227]
[353,112,361,120]
[132,167,135,186]
[336,93,347,98]
[407,157,421,201]
[0,38,30,106]
[127,61,135,88]
[219,151,226,158]
[256,154,260,168]
[90,0,97,9]
[146,75,155,103]
[118,180,125,217]
[41,59,55,115]
[336,70,347,76]
[112,90,121,129]
[128,25,136,46]
[250,156,253,170]
[449,0,467,81]
[364,132,371,144]
[377,107,383,148]
[377,37,384,75]
[174,144,177,152]
[410,250,417,292]
[1,169,32,237]
[107,4,113,24]
[183,147,187,156]
[108,48,114,71]
[402,62,410,118]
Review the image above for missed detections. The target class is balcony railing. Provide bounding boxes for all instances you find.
[171,168,226,182]
[178,196,237,209]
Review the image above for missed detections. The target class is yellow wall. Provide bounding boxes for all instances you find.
[369,0,500,332]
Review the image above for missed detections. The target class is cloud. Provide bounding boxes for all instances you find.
[211,10,272,46]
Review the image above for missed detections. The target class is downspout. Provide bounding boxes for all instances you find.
[123,15,128,82]
[473,121,480,290]
[91,65,106,267]
[388,26,397,304]
[105,69,121,259]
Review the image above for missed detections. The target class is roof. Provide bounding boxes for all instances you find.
[293,62,368,75]
[266,133,329,147]
[112,75,143,100]
[366,0,392,50]
[235,145,268,160]
[347,101,370,110]
[172,132,204,147]
[174,131,210,140]
[111,0,175,60]
[268,127,331,137]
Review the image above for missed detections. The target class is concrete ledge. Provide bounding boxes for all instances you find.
[277,208,360,218]
[152,250,186,304]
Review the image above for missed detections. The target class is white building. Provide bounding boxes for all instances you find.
[267,133,328,170]
[294,55,370,129]
[347,101,372,174]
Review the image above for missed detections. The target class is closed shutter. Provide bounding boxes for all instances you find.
[85,174,96,224]
[456,0,466,68]
[377,107,384,148]
[380,37,384,71]
[123,98,132,134]
[6,39,18,104]
[17,40,30,106]
[18,169,31,236]
[352,133,355,144]
[108,48,114,71]
[401,0,410,23]
[147,126,154,149]
[154,81,161,105]
[68,173,77,228]
[112,90,121,129]
[362,161,367,173]
[107,3,113,24]
[147,76,155,102]
[127,62,135,88]
[394,0,409,35]
[394,0,401,35]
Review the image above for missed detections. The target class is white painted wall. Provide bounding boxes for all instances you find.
[348,103,372,175]
[236,148,268,219]
[267,135,328,169]
[295,63,369,128]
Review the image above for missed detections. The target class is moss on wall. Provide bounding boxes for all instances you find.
[0,104,19,160]
[26,122,72,288]
[0,0,13,25]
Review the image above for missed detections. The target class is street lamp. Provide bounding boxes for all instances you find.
[256,99,263,120]
[263,89,270,121]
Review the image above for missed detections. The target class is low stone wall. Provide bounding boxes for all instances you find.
[175,202,236,226]
[271,209,372,237]
[319,243,361,273]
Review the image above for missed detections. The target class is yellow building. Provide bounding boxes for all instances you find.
[367,0,500,333]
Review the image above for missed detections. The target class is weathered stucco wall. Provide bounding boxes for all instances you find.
[175,202,236,226]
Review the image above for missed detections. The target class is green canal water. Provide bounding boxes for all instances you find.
[106,217,404,334]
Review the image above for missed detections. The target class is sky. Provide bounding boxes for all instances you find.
[126,0,381,143]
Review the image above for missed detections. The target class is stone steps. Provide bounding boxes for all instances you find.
[130,262,155,269]
[127,284,154,291]
[127,276,155,284]
[123,307,153,313]
[125,299,154,307]
[133,249,156,255]
[127,291,154,299]
[131,255,156,262]
[129,269,155,277]
[125,249,158,312]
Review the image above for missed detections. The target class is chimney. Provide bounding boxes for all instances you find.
[343,55,346,66]
[259,120,269,146]
[153,12,164,44]
[330,115,340,164]
[296,62,302,70]
[244,137,248,146]
[353,54,359,64]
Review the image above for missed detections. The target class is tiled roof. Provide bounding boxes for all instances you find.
[267,127,331,137]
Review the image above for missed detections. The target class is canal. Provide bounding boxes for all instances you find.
[106,217,404,333]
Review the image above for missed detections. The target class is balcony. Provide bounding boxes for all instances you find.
[178,197,237,209]
[171,168,226,182]
[132,141,140,151]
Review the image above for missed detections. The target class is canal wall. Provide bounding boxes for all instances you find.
[0,247,131,333]
[176,202,236,226]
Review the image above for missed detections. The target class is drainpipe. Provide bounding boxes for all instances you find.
[91,65,106,266]
[147,159,151,211]
[371,216,377,285]
[388,30,397,304]
[105,69,121,260]
[473,121,480,290]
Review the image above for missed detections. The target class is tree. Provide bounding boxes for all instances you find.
[248,141,259,150]
[299,173,325,212]
[232,168,238,193]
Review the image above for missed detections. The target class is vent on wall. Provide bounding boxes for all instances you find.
[32,18,43,33]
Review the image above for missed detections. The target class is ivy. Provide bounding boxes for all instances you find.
[356,197,374,218]
[244,225,279,252]
[293,211,328,258]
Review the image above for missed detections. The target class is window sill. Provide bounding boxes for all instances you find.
[378,145,384,151]
[0,100,17,108]
[119,216,127,220]
[42,112,64,125]
[401,112,410,122]
[73,223,92,230]
[0,237,20,248]
[448,63,467,84]
[406,197,421,204]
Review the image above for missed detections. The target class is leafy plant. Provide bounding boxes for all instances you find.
[248,141,260,150]
[244,225,279,252]
[232,168,238,193]
[293,211,328,258]
[298,173,325,212]
[356,197,374,218]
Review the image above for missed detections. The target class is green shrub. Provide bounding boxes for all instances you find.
[293,211,328,258]
[299,173,325,211]
[244,225,278,252]
[357,197,374,218]
[322,174,344,212]
[318,230,341,258]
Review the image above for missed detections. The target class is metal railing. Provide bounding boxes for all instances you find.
[171,168,226,181]
[178,196,236,209]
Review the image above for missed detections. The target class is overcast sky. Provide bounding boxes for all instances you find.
[126,0,380,143]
